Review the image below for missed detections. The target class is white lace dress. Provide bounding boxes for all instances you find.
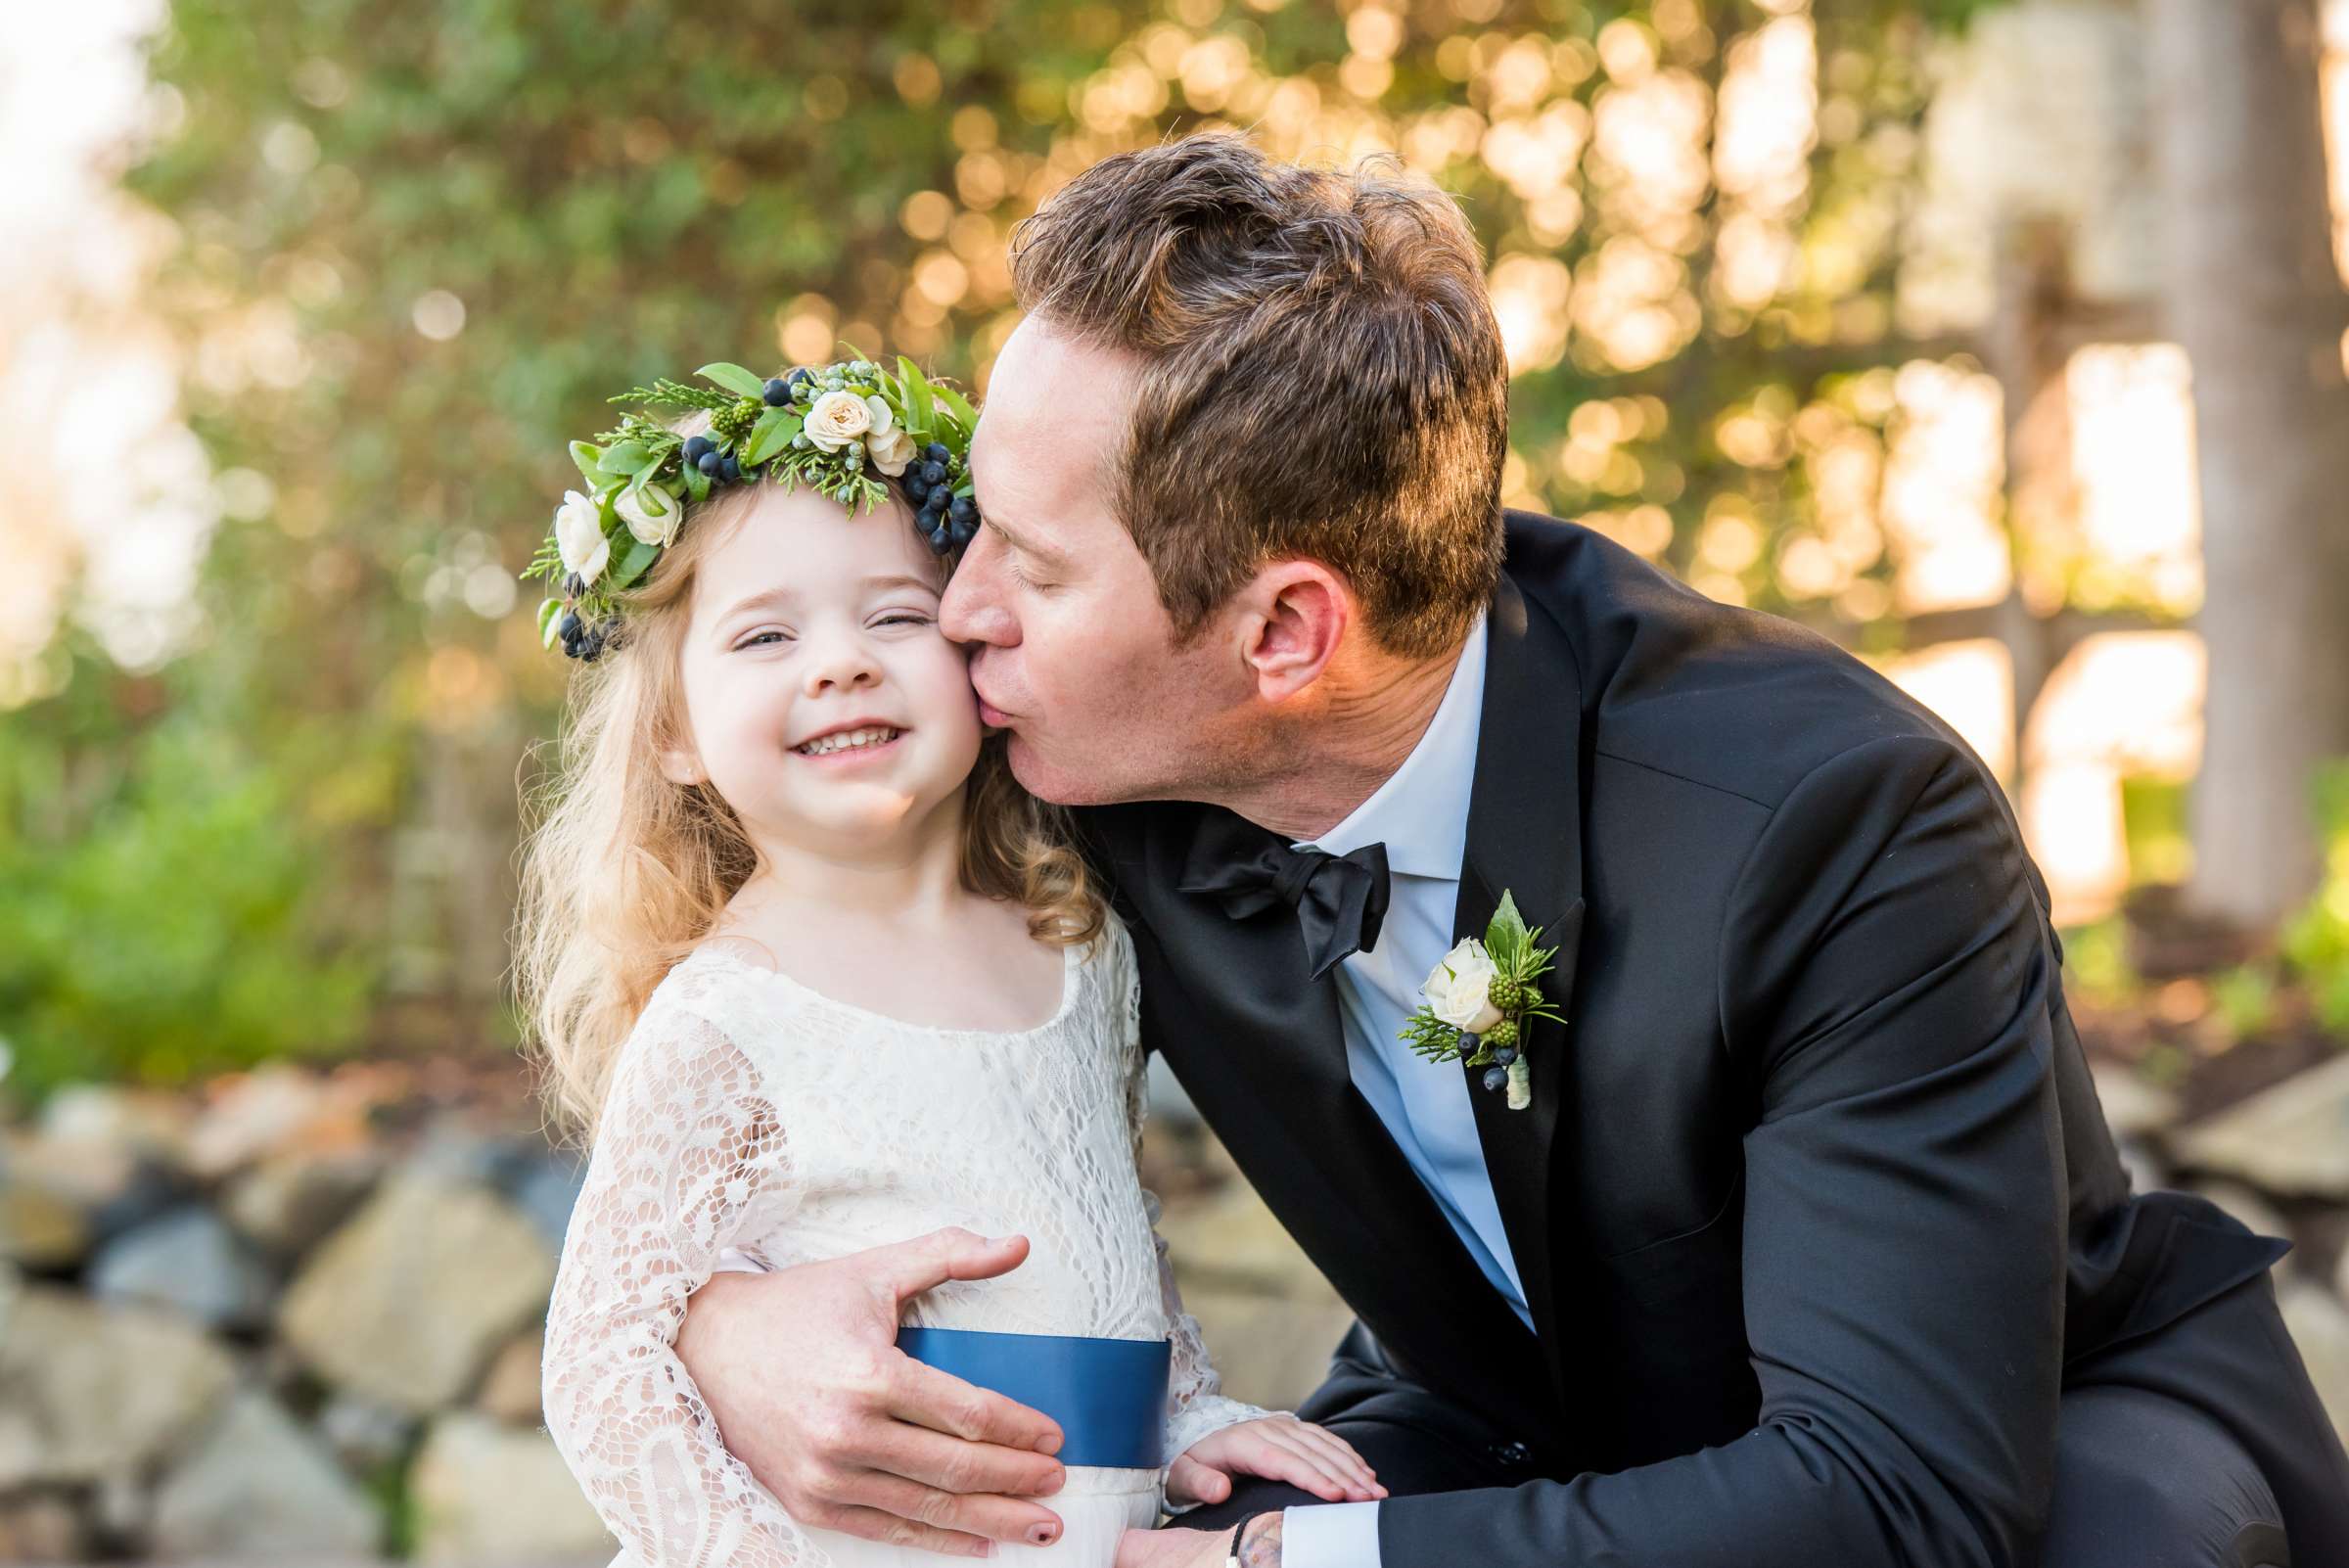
[540,917,1273,1568]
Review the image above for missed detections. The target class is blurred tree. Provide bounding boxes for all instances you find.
[17,0,2020,1084]
[2150,0,2349,930]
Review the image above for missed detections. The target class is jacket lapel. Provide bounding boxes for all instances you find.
[1128,803,1552,1439]
[1452,574,1588,1417]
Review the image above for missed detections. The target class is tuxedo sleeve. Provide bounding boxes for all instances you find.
[1377,732,2066,1568]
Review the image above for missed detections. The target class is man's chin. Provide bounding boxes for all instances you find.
[1002,730,1124,807]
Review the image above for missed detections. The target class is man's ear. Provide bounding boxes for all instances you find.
[1237,560,1353,703]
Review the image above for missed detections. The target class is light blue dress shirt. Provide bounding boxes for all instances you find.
[1279,614,1522,1568]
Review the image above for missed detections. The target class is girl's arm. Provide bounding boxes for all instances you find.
[1111,924,1283,1507]
[540,994,818,1565]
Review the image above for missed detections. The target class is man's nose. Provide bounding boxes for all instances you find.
[940,533,1016,647]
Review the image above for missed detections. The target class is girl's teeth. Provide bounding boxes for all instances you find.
[799,726,899,756]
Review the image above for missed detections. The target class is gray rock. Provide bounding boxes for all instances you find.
[0,1284,234,1488]
[185,1066,339,1180]
[1156,1166,1354,1410]
[1148,1053,1203,1126]
[0,1492,86,1560]
[2279,1282,2349,1450]
[38,1083,193,1171]
[86,1159,202,1249]
[150,1391,380,1561]
[2114,1136,2170,1196]
[2186,1180,2292,1247]
[476,1327,546,1427]
[0,1176,87,1270]
[408,1412,611,1566]
[2176,1052,2349,1199]
[1157,1174,1343,1302]
[223,1147,384,1257]
[2090,1061,2182,1141]
[504,1152,586,1255]
[91,1207,274,1332]
[1177,1287,1359,1413]
[317,1394,418,1473]
[280,1174,555,1412]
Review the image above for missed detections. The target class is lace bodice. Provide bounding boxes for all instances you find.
[541,917,1270,1568]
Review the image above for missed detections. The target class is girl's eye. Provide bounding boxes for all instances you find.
[736,629,793,649]
[875,613,934,628]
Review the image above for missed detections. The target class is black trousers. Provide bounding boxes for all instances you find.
[1176,1274,2348,1566]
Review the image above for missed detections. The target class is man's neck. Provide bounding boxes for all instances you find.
[1212,637,1467,842]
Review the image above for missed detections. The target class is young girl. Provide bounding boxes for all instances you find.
[513,356,1380,1568]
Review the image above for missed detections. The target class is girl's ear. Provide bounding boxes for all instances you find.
[657,744,706,787]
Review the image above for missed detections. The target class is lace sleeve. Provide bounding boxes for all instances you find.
[1110,922,1278,1502]
[541,991,823,1567]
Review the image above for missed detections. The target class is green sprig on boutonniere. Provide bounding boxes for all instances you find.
[1399,892,1565,1110]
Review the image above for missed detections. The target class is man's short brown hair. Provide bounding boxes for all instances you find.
[1008,133,1507,658]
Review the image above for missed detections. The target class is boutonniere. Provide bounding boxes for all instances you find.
[1400,892,1564,1110]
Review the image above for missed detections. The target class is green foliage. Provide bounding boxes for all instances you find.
[2,0,2006,1092]
[2057,916,2136,1011]
[2210,964,2279,1041]
[0,640,377,1100]
[2280,762,2349,1036]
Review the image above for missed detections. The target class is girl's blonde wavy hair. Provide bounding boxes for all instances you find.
[512,479,1104,1138]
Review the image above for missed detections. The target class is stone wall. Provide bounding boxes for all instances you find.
[3,1056,2343,1563]
[0,1067,1347,1565]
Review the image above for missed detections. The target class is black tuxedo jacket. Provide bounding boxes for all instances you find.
[1076,514,2286,1566]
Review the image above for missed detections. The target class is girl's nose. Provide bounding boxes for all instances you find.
[802,635,883,696]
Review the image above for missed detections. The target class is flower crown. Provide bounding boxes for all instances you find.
[523,354,982,661]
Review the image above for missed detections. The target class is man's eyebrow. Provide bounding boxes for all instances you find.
[985,511,1068,567]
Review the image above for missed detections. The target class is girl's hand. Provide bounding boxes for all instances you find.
[1166,1415,1387,1506]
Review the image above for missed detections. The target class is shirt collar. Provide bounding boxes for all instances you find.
[1297,611,1488,881]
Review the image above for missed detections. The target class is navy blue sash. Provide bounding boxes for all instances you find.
[896,1326,1172,1468]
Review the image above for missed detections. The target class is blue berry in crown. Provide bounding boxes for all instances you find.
[521,353,984,662]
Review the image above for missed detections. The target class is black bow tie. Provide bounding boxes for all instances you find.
[1177,815,1392,981]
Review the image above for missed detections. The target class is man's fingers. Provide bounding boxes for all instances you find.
[850,1469,1071,1548]
[852,1417,1069,1500]
[886,1357,1064,1454]
[813,1501,993,1559]
[869,1227,1032,1304]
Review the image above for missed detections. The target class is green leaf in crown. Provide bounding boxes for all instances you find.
[1399,891,1567,1111]
[519,353,982,663]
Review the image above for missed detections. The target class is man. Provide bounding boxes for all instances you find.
[675,135,2349,1566]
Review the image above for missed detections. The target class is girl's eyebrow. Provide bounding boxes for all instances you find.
[718,576,937,623]
[862,574,941,597]
[717,585,793,622]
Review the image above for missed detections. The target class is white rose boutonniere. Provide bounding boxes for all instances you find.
[1422,940,1504,1034]
[613,484,683,547]
[805,389,874,452]
[1400,892,1565,1111]
[553,490,610,584]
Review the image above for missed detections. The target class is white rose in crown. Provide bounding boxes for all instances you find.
[1422,939,1505,1034]
[613,484,682,547]
[806,389,879,452]
[553,490,609,583]
[867,424,916,477]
